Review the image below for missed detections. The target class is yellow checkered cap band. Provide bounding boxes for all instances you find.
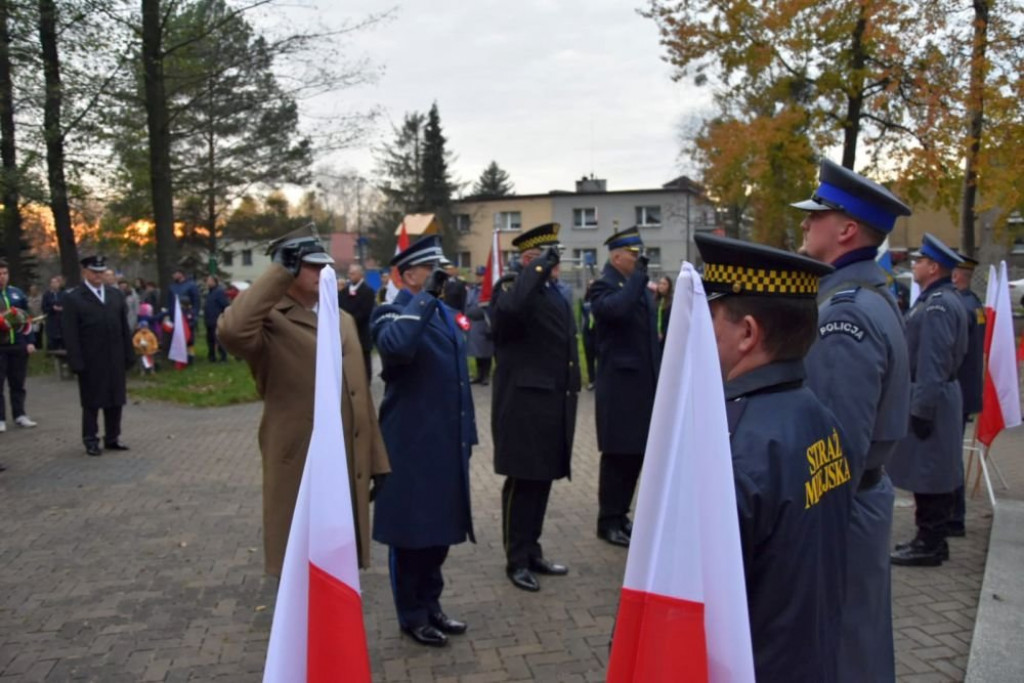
[515,234,559,252]
[703,263,819,296]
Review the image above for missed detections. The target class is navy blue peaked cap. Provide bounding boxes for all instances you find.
[390,235,445,273]
[791,159,912,234]
[915,233,963,270]
[604,226,644,251]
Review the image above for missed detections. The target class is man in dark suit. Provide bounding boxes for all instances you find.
[62,255,135,456]
[491,223,579,592]
[203,275,230,362]
[339,263,375,381]
[590,226,662,547]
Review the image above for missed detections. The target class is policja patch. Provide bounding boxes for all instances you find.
[819,320,865,341]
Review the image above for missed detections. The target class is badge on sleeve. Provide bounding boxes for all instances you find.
[455,312,471,331]
[819,320,865,341]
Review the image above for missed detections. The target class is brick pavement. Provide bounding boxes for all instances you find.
[0,370,998,681]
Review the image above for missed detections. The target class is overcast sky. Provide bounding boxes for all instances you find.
[262,0,712,196]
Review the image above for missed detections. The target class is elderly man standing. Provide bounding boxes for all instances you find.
[590,226,661,548]
[371,235,476,648]
[218,225,389,577]
[491,223,579,592]
[339,263,375,382]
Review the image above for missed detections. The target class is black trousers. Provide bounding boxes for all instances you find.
[82,405,123,448]
[914,492,956,546]
[502,477,553,569]
[598,452,644,532]
[388,545,449,629]
[0,346,29,421]
[205,324,226,361]
[475,357,492,382]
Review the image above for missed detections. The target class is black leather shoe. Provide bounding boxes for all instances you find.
[85,444,102,457]
[895,538,950,560]
[429,611,467,635]
[507,567,540,592]
[622,519,633,537]
[104,442,130,451]
[598,528,630,548]
[401,624,447,647]
[469,377,483,384]
[0,462,6,472]
[891,539,946,566]
[944,524,966,538]
[529,557,569,575]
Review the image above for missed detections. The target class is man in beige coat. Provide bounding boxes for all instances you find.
[218,226,389,576]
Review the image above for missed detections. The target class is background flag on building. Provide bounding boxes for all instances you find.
[607,263,754,683]
[263,266,371,683]
[168,295,189,369]
[977,261,1022,447]
[385,221,410,303]
[480,227,503,304]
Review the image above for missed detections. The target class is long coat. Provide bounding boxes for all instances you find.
[338,279,376,353]
[371,289,477,549]
[62,285,134,410]
[217,264,389,574]
[464,284,493,359]
[590,262,661,455]
[888,279,969,494]
[491,266,581,481]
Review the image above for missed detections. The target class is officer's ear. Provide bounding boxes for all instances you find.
[737,314,762,355]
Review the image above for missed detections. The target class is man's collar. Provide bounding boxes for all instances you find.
[724,359,806,401]
[831,246,878,269]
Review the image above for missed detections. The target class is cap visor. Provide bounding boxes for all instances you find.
[87,266,107,272]
[790,199,831,212]
[301,253,335,265]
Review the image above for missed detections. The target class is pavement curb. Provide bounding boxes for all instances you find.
[965,499,1024,683]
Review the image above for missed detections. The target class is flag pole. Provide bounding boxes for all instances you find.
[976,444,998,509]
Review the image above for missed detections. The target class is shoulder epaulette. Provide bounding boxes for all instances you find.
[828,287,860,305]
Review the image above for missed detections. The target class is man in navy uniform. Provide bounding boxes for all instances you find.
[491,223,579,592]
[371,235,476,647]
[590,226,661,547]
[888,234,969,566]
[792,158,911,682]
[695,233,852,683]
[950,253,985,536]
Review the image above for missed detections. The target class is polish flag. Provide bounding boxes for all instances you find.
[263,266,371,682]
[480,227,503,304]
[168,295,189,369]
[385,221,410,303]
[607,262,754,683]
[983,264,998,352]
[977,261,1022,447]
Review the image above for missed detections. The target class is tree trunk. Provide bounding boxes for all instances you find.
[0,0,22,284]
[841,8,868,169]
[959,0,988,258]
[38,0,79,285]
[142,0,177,301]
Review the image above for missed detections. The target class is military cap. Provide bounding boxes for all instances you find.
[265,223,334,265]
[913,233,963,270]
[695,233,834,301]
[79,255,107,272]
[439,255,454,267]
[791,158,912,234]
[604,226,643,251]
[954,252,979,271]
[512,222,561,253]
[390,234,445,273]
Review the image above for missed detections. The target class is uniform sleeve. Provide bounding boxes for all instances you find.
[733,467,761,579]
[371,291,439,364]
[216,265,293,361]
[911,299,960,420]
[492,265,550,342]
[590,270,647,322]
[341,311,389,476]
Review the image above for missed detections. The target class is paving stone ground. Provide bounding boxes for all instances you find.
[0,367,1010,682]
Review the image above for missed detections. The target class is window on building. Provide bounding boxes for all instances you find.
[222,251,234,267]
[645,247,661,267]
[572,248,598,268]
[457,251,472,269]
[455,214,471,233]
[495,211,522,232]
[242,249,253,266]
[572,207,598,229]
[636,205,662,227]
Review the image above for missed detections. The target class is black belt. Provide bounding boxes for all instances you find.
[858,467,883,491]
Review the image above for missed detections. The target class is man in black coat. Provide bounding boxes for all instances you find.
[339,263,376,381]
[491,222,580,592]
[62,255,135,456]
[441,260,468,313]
[590,226,661,547]
[203,275,230,362]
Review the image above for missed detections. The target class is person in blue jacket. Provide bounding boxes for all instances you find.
[0,258,39,457]
[370,235,477,648]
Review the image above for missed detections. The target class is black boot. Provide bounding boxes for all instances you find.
[891,538,948,566]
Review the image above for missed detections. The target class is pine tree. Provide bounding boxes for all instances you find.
[419,102,459,250]
[472,161,514,198]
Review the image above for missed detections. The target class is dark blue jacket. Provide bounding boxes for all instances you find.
[203,285,230,327]
[956,288,985,415]
[727,360,852,683]
[169,279,200,321]
[370,289,477,548]
[0,285,35,347]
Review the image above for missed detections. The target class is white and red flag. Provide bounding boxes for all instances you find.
[608,262,754,683]
[385,221,410,303]
[263,266,371,682]
[983,264,998,351]
[977,261,1022,447]
[168,295,189,369]
[479,226,503,304]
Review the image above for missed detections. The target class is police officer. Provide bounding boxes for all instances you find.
[371,235,476,648]
[590,226,661,547]
[888,234,969,566]
[792,158,911,682]
[696,233,852,682]
[491,223,580,592]
[950,253,985,537]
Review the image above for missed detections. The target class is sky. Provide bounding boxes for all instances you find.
[258,0,713,196]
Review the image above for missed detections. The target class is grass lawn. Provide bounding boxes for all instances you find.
[129,355,259,407]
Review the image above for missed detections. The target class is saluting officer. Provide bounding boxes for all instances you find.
[491,223,580,592]
[888,234,969,566]
[370,235,476,648]
[590,226,661,548]
[792,158,911,682]
[950,253,985,537]
[696,233,852,683]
